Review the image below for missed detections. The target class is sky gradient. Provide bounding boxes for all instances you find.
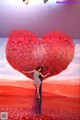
[0,0,80,38]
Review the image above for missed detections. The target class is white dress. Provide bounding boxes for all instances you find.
[33,72,41,84]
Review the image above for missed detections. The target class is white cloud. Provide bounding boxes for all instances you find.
[0,58,13,71]
[0,58,29,80]
[75,44,80,53]
[64,62,80,75]
[0,74,29,81]
[0,59,6,64]
[75,44,80,58]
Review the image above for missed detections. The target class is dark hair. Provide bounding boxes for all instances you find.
[36,66,43,81]
[36,66,43,72]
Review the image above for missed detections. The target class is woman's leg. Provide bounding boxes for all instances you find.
[36,83,40,98]
[33,82,40,98]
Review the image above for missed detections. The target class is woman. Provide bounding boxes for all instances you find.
[23,67,50,99]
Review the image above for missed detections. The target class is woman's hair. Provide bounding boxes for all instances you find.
[36,66,43,72]
[36,66,43,80]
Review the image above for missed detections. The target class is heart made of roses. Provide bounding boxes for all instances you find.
[6,30,74,80]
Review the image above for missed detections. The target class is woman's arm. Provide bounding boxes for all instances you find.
[23,70,35,74]
[40,72,50,78]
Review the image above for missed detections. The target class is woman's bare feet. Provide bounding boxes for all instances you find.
[38,95,40,99]
[36,94,40,99]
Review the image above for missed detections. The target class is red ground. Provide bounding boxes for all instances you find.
[0,79,80,120]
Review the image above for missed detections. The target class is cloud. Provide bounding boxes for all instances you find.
[0,74,28,81]
[72,43,80,64]
[75,44,80,58]
[64,62,80,75]
[0,63,13,72]
[0,58,29,80]
[0,59,6,64]
[0,58,19,75]
[0,38,7,46]
[0,58,12,71]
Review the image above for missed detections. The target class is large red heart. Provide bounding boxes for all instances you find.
[6,30,74,80]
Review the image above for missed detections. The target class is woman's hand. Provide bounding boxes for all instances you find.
[40,72,50,78]
[23,71,26,73]
[45,73,50,77]
[23,71,29,73]
[47,73,50,75]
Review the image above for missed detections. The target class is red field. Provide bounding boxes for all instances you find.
[0,79,80,120]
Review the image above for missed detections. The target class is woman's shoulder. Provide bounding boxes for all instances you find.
[34,71,40,74]
[34,70,37,73]
[32,70,36,72]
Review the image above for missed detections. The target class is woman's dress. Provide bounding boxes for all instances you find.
[33,72,41,85]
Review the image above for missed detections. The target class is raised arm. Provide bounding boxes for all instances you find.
[23,70,35,74]
[40,72,50,78]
